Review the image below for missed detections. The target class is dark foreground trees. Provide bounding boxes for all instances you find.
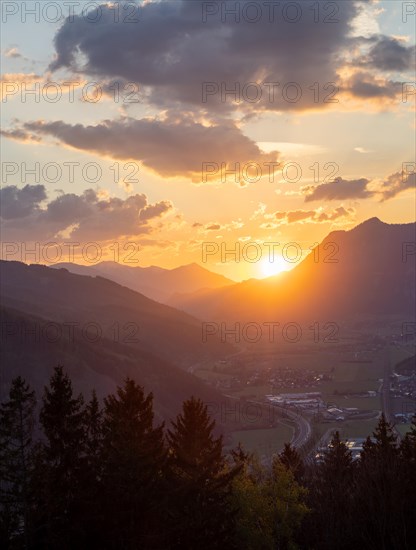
[304,431,356,550]
[166,397,238,549]
[1,369,416,549]
[100,379,166,549]
[0,377,36,547]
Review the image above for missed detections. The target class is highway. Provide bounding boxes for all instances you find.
[272,404,312,448]
[381,344,402,441]
[247,400,312,449]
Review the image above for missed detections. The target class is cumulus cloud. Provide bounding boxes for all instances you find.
[0,184,47,219]
[0,128,41,143]
[0,185,173,242]
[48,0,365,114]
[139,200,173,221]
[366,37,416,72]
[272,207,355,224]
[378,171,416,201]
[303,177,372,202]
[302,170,416,202]
[4,118,280,182]
[346,72,402,99]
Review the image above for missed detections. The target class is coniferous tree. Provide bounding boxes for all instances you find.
[400,415,416,461]
[100,378,166,549]
[35,366,87,549]
[357,414,404,549]
[399,417,416,545]
[84,390,102,470]
[166,397,238,549]
[79,391,103,547]
[304,431,355,550]
[278,442,305,482]
[0,377,36,549]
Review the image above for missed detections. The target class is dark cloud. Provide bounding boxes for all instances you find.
[303,177,372,202]
[139,200,172,221]
[272,207,355,224]
[12,118,279,182]
[367,37,416,72]
[379,171,416,201]
[49,0,363,113]
[1,185,173,242]
[303,171,416,202]
[316,206,354,222]
[0,128,41,142]
[0,184,47,219]
[286,210,317,223]
[347,72,401,99]
[205,224,221,231]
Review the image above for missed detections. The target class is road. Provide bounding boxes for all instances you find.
[275,405,312,448]
[248,400,312,449]
[381,344,402,441]
[381,349,391,421]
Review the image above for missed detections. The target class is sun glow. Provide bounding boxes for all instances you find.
[259,256,291,278]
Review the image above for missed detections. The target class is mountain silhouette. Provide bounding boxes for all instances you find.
[0,260,234,367]
[52,261,234,303]
[168,218,416,323]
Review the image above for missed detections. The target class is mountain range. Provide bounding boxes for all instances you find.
[52,261,234,303]
[169,218,416,323]
[0,260,235,421]
[1,217,415,420]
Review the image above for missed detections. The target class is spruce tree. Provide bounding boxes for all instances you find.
[278,442,305,482]
[36,366,87,549]
[399,417,416,545]
[307,431,355,550]
[80,391,103,547]
[357,414,404,549]
[400,415,416,461]
[0,377,36,549]
[100,378,166,549]
[166,397,237,550]
[84,390,102,469]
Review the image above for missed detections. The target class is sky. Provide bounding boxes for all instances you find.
[1,0,415,280]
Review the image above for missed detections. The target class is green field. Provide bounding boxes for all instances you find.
[227,423,294,457]
[318,418,378,439]
[396,424,413,437]
[200,346,411,451]
[231,356,384,409]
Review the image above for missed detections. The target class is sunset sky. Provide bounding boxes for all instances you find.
[1,0,415,280]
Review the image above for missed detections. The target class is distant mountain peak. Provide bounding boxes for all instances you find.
[360,216,383,226]
[177,262,206,272]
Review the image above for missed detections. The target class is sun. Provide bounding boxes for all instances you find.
[259,256,291,278]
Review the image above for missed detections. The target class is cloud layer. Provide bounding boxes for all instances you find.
[303,172,416,202]
[0,185,172,242]
[4,118,280,182]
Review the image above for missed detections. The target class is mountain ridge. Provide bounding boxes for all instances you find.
[51,260,234,303]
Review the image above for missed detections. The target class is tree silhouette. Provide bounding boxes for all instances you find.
[278,442,305,482]
[0,376,36,548]
[357,414,404,549]
[100,378,166,549]
[36,366,87,548]
[166,396,237,549]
